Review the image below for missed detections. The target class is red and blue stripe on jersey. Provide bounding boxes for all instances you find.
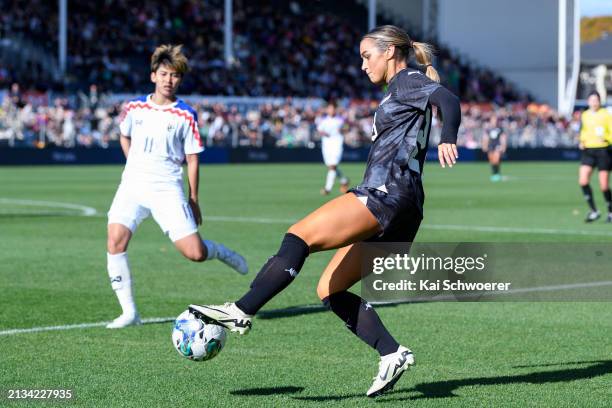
[120,95,202,147]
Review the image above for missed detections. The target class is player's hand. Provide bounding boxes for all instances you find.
[438,143,458,168]
[579,143,585,150]
[189,197,202,226]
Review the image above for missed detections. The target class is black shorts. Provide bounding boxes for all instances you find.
[350,184,423,243]
[581,147,611,170]
[485,143,502,153]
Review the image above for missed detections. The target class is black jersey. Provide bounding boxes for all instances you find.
[361,68,440,192]
[487,127,503,149]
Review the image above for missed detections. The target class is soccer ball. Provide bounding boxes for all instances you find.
[172,309,227,361]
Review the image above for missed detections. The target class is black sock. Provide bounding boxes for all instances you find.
[322,291,399,356]
[603,190,612,213]
[581,185,597,212]
[235,233,309,315]
[492,164,500,175]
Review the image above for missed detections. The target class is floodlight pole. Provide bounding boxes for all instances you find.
[558,0,567,114]
[423,0,430,39]
[59,0,67,75]
[368,0,376,31]
[566,0,581,114]
[224,0,234,67]
[558,0,581,116]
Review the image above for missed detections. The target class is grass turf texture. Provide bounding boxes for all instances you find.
[0,162,610,407]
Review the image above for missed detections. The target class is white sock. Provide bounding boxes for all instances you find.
[203,239,218,260]
[325,169,337,191]
[107,252,137,317]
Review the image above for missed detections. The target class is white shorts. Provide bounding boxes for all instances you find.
[107,182,198,242]
[322,139,343,166]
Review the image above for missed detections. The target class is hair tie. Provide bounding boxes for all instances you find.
[410,40,414,48]
[424,63,432,68]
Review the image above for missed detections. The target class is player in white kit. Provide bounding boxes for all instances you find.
[317,102,350,195]
[105,45,248,329]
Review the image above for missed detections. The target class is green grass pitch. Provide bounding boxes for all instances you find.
[0,162,610,407]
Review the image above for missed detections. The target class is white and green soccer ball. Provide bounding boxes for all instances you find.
[172,309,227,361]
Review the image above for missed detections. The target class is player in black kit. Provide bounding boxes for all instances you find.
[189,25,461,397]
[482,115,507,182]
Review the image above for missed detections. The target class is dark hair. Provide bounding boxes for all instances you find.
[588,91,601,101]
[151,44,189,75]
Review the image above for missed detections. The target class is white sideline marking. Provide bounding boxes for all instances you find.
[0,198,97,216]
[206,215,295,224]
[203,215,612,237]
[2,281,611,337]
[421,223,612,237]
[2,199,610,237]
[0,317,173,337]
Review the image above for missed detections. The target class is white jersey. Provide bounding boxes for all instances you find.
[119,94,204,185]
[317,115,345,166]
[317,115,345,143]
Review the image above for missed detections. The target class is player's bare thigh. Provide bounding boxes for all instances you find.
[174,232,207,262]
[488,150,501,164]
[288,193,381,252]
[107,223,132,254]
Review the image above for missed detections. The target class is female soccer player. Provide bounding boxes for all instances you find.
[482,115,507,182]
[106,45,248,329]
[578,91,612,223]
[190,26,460,397]
[316,102,350,194]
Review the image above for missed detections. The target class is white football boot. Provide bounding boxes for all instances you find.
[585,210,601,223]
[216,244,249,275]
[366,345,415,397]
[106,313,142,329]
[189,303,252,335]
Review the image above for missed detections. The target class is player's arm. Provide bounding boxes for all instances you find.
[185,153,202,225]
[579,113,586,150]
[429,87,461,168]
[481,133,489,152]
[118,102,132,158]
[606,112,612,145]
[316,120,329,138]
[500,132,508,154]
[119,134,131,158]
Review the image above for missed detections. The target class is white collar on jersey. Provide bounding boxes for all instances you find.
[146,94,179,109]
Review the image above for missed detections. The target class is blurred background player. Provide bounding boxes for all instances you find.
[316,102,350,195]
[578,91,612,223]
[482,115,507,182]
[189,25,461,397]
[106,45,248,329]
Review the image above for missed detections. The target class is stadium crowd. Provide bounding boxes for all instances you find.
[1,0,530,104]
[0,84,579,150]
[0,0,579,151]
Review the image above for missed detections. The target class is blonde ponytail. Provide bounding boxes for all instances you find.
[412,41,439,83]
[363,25,440,83]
